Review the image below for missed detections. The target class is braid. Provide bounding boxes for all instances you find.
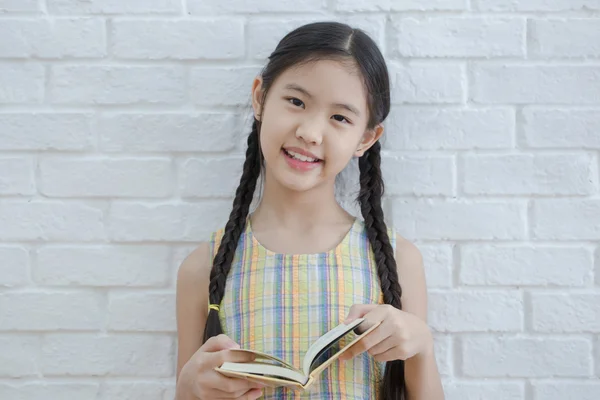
[358,141,406,400]
[203,119,261,342]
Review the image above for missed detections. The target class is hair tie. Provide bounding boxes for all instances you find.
[208,304,220,312]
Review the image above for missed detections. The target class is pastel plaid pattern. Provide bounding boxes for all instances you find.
[209,217,396,399]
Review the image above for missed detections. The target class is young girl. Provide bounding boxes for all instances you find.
[175,22,444,400]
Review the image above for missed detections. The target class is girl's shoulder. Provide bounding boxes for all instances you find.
[177,241,212,295]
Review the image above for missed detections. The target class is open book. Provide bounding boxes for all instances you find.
[214,318,381,390]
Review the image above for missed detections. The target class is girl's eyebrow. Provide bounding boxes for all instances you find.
[284,83,362,117]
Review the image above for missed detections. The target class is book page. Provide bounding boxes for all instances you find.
[308,320,382,379]
[301,318,364,375]
[229,349,299,372]
[216,367,306,389]
[218,361,308,385]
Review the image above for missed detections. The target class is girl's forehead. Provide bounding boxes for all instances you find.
[274,59,368,106]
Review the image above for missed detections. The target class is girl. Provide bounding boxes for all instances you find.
[175,22,444,400]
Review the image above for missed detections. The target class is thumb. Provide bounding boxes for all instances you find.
[201,334,241,353]
[344,304,378,324]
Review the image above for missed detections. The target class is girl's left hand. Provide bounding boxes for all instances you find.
[338,304,433,362]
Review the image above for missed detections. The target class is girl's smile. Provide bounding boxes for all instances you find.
[282,147,323,171]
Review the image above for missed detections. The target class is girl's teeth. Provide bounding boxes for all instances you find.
[287,150,318,162]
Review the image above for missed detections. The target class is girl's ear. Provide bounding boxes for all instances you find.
[355,124,384,157]
[251,76,264,121]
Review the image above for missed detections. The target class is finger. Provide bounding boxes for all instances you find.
[216,348,258,365]
[202,334,240,352]
[353,305,394,334]
[373,349,399,363]
[367,335,396,357]
[210,371,266,395]
[208,347,260,369]
[212,387,263,399]
[243,388,264,400]
[339,325,390,361]
[344,304,378,324]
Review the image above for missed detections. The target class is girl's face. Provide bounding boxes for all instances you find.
[251,59,383,193]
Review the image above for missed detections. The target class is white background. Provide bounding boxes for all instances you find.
[1,0,600,399]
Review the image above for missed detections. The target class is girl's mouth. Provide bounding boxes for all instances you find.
[282,148,323,171]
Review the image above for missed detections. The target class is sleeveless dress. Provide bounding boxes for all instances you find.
[208,217,397,399]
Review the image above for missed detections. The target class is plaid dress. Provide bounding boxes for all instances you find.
[209,217,396,399]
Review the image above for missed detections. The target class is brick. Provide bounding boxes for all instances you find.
[391,17,524,58]
[0,201,105,241]
[0,335,39,377]
[533,199,600,240]
[388,63,464,104]
[333,0,389,11]
[0,19,105,58]
[523,108,600,149]
[472,65,600,104]
[0,63,43,104]
[391,200,526,240]
[190,66,260,106]
[532,293,600,332]
[534,382,600,400]
[384,108,513,149]
[596,247,600,286]
[420,245,453,288]
[0,157,35,195]
[108,293,175,332]
[0,0,40,12]
[163,385,176,400]
[99,382,172,400]
[42,334,173,376]
[112,19,244,60]
[596,336,600,377]
[475,0,600,11]
[0,383,99,400]
[35,245,171,287]
[0,113,93,151]
[335,0,467,11]
[50,66,185,105]
[180,156,244,198]
[99,113,239,153]
[531,19,600,58]
[381,155,454,196]
[432,335,452,376]
[39,157,173,198]
[108,201,231,242]
[462,153,596,195]
[461,245,593,286]
[47,0,181,14]
[0,292,104,331]
[444,381,525,400]
[187,0,324,14]
[461,336,592,377]
[429,290,523,332]
[0,246,29,287]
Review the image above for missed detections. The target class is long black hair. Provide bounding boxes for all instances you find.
[203,21,405,399]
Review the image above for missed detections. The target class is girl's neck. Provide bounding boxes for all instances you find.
[252,174,352,229]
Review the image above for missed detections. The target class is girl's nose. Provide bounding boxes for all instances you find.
[295,119,325,145]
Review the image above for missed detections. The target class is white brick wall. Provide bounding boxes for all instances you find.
[0,1,599,399]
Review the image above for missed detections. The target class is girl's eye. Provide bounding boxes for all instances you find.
[287,97,304,108]
[332,114,351,124]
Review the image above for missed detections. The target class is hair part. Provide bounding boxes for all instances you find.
[203,21,405,399]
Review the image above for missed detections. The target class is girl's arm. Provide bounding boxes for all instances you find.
[395,236,445,400]
[176,243,210,392]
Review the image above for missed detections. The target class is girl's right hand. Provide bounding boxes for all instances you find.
[178,334,265,400]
